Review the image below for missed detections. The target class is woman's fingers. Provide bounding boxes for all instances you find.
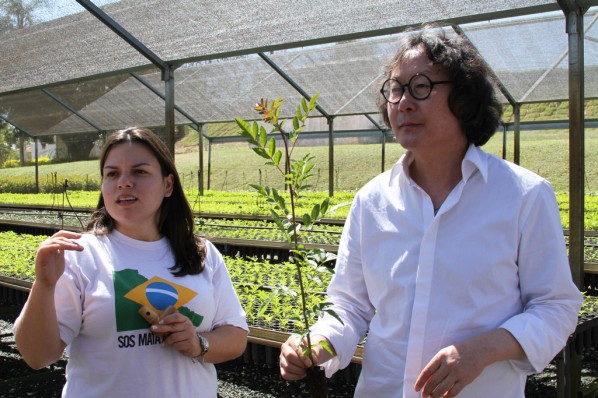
[152,313,198,356]
[34,232,83,287]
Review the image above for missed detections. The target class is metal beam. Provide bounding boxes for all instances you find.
[520,12,598,103]
[163,66,176,156]
[258,52,337,195]
[328,117,335,196]
[502,123,507,160]
[74,0,169,72]
[257,53,331,119]
[453,25,524,164]
[198,124,205,195]
[452,25,518,107]
[558,0,587,292]
[0,116,34,138]
[130,72,202,131]
[513,104,521,165]
[502,118,598,130]
[365,114,390,174]
[41,89,105,134]
[147,4,566,68]
[75,0,178,156]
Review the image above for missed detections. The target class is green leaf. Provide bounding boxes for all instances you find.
[252,121,259,139]
[323,308,344,325]
[318,339,335,356]
[257,291,277,316]
[272,150,282,166]
[249,184,268,197]
[271,188,286,210]
[311,204,321,221]
[267,137,276,157]
[320,197,330,215]
[259,128,267,147]
[301,97,308,113]
[309,93,320,111]
[289,129,299,142]
[252,147,271,160]
[293,116,300,131]
[235,118,254,138]
[270,210,285,231]
[302,213,312,226]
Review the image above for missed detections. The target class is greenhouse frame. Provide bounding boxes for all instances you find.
[1,1,598,395]
[0,0,596,289]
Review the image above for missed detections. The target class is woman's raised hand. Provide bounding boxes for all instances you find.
[35,231,83,287]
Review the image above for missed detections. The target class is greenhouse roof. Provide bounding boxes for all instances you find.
[1,0,598,138]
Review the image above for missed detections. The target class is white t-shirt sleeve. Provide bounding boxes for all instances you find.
[204,240,248,331]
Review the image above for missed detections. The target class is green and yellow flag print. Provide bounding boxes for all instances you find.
[113,269,204,332]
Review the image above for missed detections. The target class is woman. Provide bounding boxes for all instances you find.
[14,127,248,397]
[279,27,582,398]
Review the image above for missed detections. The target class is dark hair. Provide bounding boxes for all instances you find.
[377,26,502,146]
[87,127,205,276]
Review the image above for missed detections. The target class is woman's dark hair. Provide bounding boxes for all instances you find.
[377,26,503,146]
[87,127,205,276]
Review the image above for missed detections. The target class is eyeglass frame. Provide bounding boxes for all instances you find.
[380,73,453,103]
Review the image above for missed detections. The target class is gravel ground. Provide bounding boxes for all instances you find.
[1,305,596,398]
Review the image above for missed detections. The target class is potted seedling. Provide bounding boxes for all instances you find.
[236,95,345,398]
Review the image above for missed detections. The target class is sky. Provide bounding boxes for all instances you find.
[33,0,120,22]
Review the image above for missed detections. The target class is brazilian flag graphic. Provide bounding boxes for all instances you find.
[114,269,204,332]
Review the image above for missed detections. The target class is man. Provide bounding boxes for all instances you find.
[279,27,582,398]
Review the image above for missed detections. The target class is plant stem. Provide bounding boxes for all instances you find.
[276,121,314,358]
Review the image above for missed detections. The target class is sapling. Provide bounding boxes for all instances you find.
[236,95,346,398]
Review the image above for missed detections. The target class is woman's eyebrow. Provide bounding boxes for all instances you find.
[103,162,151,169]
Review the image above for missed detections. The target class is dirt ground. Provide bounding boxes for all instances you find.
[1,304,597,398]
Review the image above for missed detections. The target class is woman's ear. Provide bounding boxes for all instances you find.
[164,174,174,198]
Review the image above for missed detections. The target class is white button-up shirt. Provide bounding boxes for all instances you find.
[311,145,582,398]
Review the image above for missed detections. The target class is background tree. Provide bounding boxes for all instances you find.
[1,0,50,165]
[0,0,49,33]
[0,120,18,167]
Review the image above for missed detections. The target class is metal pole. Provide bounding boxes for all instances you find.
[163,66,176,157]
[559,0,586,289]
[557,2,586,397]
[207,139,212,191]
[513,104,521,165]
[328,117,334,196]
[198,124,205,195]
[502,123,507,160]
[365,114,389,174]
[34,137,39,194]
[381,130,386,173]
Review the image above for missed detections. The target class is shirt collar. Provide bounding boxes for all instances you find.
[462,144,488,183]
[389,144,488,186]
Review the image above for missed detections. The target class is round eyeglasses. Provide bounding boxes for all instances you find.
[380,73,453,103]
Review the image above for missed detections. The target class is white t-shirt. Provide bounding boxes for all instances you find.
[56,230,247,398]
[312,144,582,398]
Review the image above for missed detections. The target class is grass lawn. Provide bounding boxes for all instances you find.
[0,128,596,195]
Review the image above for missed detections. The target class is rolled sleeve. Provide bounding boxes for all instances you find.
[502,181,582,373]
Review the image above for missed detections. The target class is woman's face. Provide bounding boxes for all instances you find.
[386,46,466,157]
[101,142,173,241]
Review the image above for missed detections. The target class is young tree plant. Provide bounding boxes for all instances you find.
[236,95,345,397]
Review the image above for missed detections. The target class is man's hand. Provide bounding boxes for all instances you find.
[414,329,524,397]
[279,335,335,381]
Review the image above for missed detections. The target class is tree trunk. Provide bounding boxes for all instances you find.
[18,135,25,166]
